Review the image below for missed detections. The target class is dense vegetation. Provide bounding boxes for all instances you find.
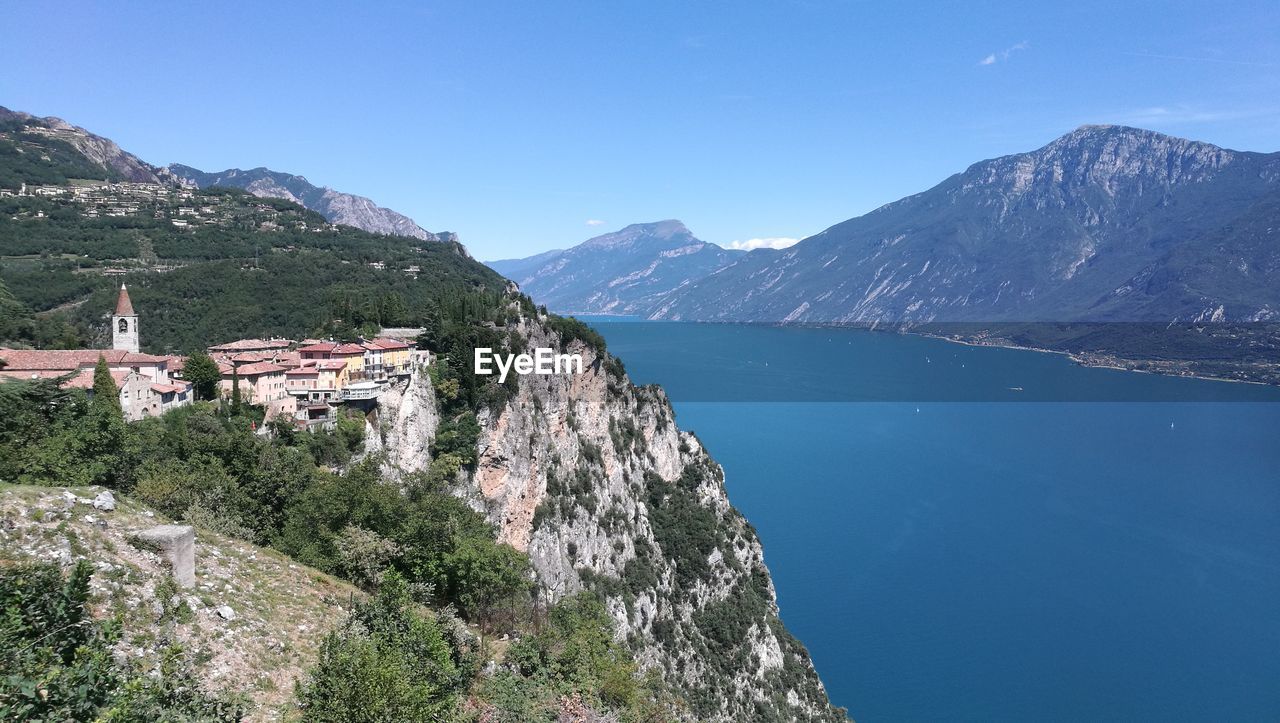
[0,181,510,352]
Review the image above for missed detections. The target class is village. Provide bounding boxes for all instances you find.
[0,179,339,234]
[0,284,426,427]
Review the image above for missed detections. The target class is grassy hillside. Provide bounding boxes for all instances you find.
[0,483,358,721]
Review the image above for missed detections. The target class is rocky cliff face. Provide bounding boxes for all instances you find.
[376,317,845,722]
[169,164,440,242]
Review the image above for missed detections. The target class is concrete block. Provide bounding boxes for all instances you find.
[134,525,196,588]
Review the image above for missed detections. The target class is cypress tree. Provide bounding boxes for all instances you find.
[230,366,242,415]
[91,355,121,414]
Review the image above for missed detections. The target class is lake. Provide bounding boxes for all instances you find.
[585,320,1280,721]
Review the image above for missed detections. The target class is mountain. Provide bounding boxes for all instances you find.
[648,125,1280,323]
[0,106,185,186]
[1,105,445,244]
[487,220,744,314]
[486,247,566,282]
[168,164,441,242]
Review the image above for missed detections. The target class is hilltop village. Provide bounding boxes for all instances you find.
[0,284,425,425]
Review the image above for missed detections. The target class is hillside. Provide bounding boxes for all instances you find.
[0,483,358,721]
[169,164,443,243]
[0,107,506,352]
[486,220,744,314]
[648,126,1280,323]
[0,106,183,186]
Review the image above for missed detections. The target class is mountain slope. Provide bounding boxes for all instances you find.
[649,126,1280,323]
[487,220,744,314]
[0,484,358,721]
[169,164,440,242]
[486,247,566,282]
[1,106,184,186]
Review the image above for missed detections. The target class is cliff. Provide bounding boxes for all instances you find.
[375,315,846,722]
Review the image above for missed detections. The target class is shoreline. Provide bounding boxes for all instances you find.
[914,331,1277,388]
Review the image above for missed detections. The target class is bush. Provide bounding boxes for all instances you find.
[296,572,466,721]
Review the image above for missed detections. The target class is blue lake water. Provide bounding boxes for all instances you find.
[585,321,1280,721]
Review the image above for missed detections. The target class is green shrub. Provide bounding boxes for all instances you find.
[297,572,465,721]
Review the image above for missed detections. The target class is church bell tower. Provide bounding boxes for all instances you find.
[112,284,140,353]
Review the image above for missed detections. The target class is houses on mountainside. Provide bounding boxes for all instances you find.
[0,286,429,429]
[0,285,192,421]
[207,334,425,430]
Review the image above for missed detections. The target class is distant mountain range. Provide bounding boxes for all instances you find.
[0,105,443,244]
[168,165,443,242]
[494,126,1280,325]
[486,220,743,314]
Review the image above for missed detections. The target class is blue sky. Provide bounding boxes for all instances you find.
[3,1,1277,260]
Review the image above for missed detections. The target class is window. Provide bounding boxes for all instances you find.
[118,318,129,333]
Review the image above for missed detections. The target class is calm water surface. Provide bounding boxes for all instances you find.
[586,321,1280,722]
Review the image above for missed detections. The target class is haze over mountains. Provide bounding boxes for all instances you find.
[495,126,1280,324]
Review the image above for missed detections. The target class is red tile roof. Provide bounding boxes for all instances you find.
[0,349,171,372]
[207,338,294,353]
[298,342,339,354]
[361,338,411,351]
[1,367,129,390]
[373,337,411,349]
[228,362,287,377]
[333,344,366,355]
[313,360,347,371]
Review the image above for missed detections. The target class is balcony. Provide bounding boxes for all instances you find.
[341,381,382,401]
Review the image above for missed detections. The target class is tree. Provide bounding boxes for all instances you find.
[229,366,242,415]
[91,355,121,414]
[82,355,130,487]
[296,572,465,721]
[444,537,529,630]
[183,352,221,401]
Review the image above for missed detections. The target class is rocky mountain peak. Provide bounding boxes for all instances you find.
[169,164,441,242]
[970,124,1238,197]
[1,105,172,185]
[580,219,694,250]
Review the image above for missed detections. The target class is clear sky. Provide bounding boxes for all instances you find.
[3,1,1277,260]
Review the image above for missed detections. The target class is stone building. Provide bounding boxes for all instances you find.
[0,286,191,421]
